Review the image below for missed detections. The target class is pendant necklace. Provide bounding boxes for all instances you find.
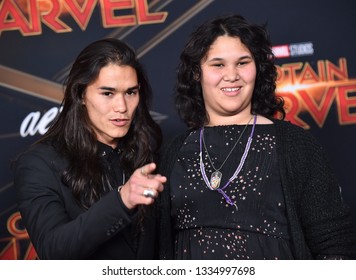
[202,115,254,189]
[199,114,257,209]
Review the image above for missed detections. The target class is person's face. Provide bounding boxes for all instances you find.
[83,64,140,148]
[200,35,257,125]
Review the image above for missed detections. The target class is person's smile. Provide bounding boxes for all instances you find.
[221,86,242,96]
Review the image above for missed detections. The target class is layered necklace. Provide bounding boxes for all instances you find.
[199,114,257,210]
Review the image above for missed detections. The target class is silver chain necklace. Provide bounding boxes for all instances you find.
[201,115,254,189]
[199,114,257,209]
[202,115,253,172]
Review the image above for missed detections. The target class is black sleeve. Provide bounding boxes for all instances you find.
[14,149,136,259]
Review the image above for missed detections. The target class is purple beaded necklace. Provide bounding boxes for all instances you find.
[199,114,257,210]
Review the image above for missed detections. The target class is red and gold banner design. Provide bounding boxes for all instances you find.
[0,212,37,260]
[0,0,167,36]
[277,58,356,129]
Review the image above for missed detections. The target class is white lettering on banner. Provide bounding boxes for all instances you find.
[20,107,62,137]
[273,42,314,58]
[289,42,314,57]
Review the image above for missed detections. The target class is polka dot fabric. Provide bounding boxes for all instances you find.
[170,124,294,259]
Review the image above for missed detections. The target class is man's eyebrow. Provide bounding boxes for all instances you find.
[97,86,116,91]
[127,85,140,91]
[97,85,139,91]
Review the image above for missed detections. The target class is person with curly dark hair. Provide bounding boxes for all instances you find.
[158,15,354,259]
[14,38,166,259]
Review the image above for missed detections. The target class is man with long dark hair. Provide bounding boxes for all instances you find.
[14,38,166,259]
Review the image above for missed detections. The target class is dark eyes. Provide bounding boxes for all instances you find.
[238,60,249,66]
[126,88,139,96]
[212,61,249,67]
[101,88,139,96]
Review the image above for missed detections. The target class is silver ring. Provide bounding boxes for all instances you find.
[141,167,147,176]
[143,189,155,198]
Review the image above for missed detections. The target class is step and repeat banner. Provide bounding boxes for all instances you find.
[1,0,355,259]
